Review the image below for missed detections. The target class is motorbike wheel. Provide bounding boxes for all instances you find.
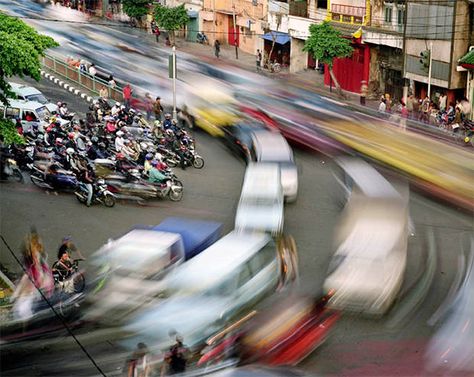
[75,191,87,204]
[73,272,86,293]
[273,63,282,73]
[30,173,44,187]
[13,169,24,183]
[173,180,183,188]
[193,156,205,169]
[103,194,116,208]
[169,189,183,202]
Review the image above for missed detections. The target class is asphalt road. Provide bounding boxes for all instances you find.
[1,77,473,376]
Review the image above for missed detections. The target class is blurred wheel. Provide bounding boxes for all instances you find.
[103,194,116,207]
[169,188,183,202]
[13,170,23,183]
[193,156,204,169]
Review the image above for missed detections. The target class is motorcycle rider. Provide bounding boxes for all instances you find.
[147,160,168,185]
[0,135,11,180]
[77,161,95,207]
[115,130,125,152]
[59,102,74,121]
[111,102,121,117]
[163,113,173,130]
[52,248,73,282]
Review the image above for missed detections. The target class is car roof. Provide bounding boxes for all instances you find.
[167,230,272,291]
[9,82,41,96]
[1,99,46,110]
[252,131,293,162]
[241,163,281,194]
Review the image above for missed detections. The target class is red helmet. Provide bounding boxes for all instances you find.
[68,132,75,140]
[116,153,125,160]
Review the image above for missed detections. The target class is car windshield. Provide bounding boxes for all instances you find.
[36,106,51,120]
[26,94,48,104]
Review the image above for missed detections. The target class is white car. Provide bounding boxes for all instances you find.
[9,82,58,114]
[323,158,409,315]
[235,163,284,235]
[122,230,298,352]
[250,130,298,202]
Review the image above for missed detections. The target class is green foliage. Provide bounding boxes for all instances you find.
[303,21,353,68]
[0,118,24,145]
[153,4,189,32]
[0,13,58,106]
[122,0,150,19]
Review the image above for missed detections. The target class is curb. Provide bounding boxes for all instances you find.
[40,70,94,103]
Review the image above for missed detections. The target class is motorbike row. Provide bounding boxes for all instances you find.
[8,100,206,205]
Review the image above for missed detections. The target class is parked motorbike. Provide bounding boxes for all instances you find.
[30,164,78,191]
[75,179,116,207]
[165,146,205,169]
[1,158,24,183]
[197,32,209,44]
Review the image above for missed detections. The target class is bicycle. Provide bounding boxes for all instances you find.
[263,60,281,73]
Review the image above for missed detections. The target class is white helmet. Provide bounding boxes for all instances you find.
[66,148,75,155]
[115,102,120,107]
[116,130,124,137]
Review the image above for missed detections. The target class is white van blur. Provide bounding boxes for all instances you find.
[235,163,284,235]
[0,99,69,133]
[323,158,409,316]
[9,82,58,114]
[250,130,298,202]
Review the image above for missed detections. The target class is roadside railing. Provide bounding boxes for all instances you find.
[41,54,124,102]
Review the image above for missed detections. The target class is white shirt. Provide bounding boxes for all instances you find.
[111,106,120,116]
[89,66,97,76]
[378,101,386,113]
[115,136,124,152]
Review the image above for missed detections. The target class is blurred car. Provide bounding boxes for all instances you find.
[208,365,317,376]
[318,119,474,212]
[123,230,298,353]
[235,163,284,235]
[86,218,222,323]
[221,122,268,163]
[323,158,409,315]
[8,82,57,113]
[194,105,239,137]
[251,130,299,202]
[425,247,474,373]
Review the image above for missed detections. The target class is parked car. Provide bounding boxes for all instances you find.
[323,158,410,315]
[235,163,284,235]
[250,130,298,202]
[8,82,58,114]
[122,230,298,353]
[86,218,222,323]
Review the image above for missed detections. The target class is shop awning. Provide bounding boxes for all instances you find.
[261,31,290,45]
[459,49,474,69]
[187,10,198,18]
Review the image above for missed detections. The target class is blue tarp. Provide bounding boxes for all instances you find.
[153,217,223,260]
[261,31,290,45]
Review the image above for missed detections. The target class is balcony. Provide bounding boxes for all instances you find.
[289,0,307,17]
[269,0,289,15]
[308,7,327,22]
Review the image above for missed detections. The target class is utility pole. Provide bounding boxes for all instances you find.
[172,46,177,120]
[232,3,239,59]
[427,41,433,98]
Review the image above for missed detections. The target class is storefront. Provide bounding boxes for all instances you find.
[261,31,291,67]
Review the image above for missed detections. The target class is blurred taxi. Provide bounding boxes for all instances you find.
[123,231,298,353]
[324,158,410,315]
[318,120,474,211]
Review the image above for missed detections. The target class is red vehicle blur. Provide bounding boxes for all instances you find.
[198,293,339,368]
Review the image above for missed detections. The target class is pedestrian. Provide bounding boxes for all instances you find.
[256,49,262,72]
[439,92,447,112]
[99,85,108,99]
[123,84,132,109]
[108,75,116,88]
[161,335,189,376]
[151,20,160,43]
[378,97,386,113]
[413,96,420,120]
[79,60,87,73]
[144,93,154,121]
[406,94,414,119]
[421,96,430,123]
[153,96,164,120]
[214,40,221,58]
[127,342,150,377]
[384,93,392,113]
[88,63,97,77]
[399,99,408,131]
[359,80,368,106]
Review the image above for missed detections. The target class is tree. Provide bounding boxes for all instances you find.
[303,21,353,97]
[0,118,24,145]
[122,0,150,22]
[0,13,58,106]
[153,4,189,45]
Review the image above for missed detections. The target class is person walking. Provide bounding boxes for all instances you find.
[406,94,414,119]
[151,20,160,43]
[256,49,262,72]
[359,80,368,106]
[214,40,221,59]
[99,85,108,99]
[153,96,163,121]
[378,97,386,113]
[123,84,132,109]
[144,93,154,121]
[108,75,116,88]
[88,63,97,77]
[439,93,447,112]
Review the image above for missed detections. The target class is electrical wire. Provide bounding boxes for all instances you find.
[0,234,107,377]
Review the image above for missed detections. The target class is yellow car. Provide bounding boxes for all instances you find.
[194,105,239,137]
[318,120,474,211]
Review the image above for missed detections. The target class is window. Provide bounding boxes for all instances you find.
[22,111,37,122]
[397,8,404,26]
[5,107,20,119]
[385,6,392,23]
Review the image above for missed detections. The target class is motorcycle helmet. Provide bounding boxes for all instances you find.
[115,102,121,107]
[50,116,57,123]
[151,159,159,167]
[116,153,125,160]
[61,102,67,107]
[116,131,124,137]
[123,139,131,145]
[91,136,99,143]
[66,147,75,155]
[145,153,153,161]
[129,109,136,114]
[120,105,126,110]
[57,102,62,107]
[68,132,75,140]
[97,178,105,185]
[93,99,98,105]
